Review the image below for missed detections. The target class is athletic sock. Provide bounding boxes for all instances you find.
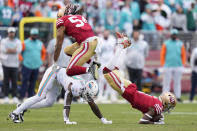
[106,45,124,70]
[66,65,87,76]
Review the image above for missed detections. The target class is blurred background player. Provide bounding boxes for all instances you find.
[125,30,149,91]
[189,46,197,102]
[160,29,186,102]
[47,37,72,67]
[0,27,22,104]
[8,66,111,124]
[97,30,117,102]
[20,28,46,101]
[102,32,176,124]
[54,4,100,80]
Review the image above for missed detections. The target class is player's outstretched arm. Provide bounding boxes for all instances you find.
[139,108,164,124]
[139,108,155,124]
[54,26,65,62]
[88,99,112,124]
[63,83,77,125]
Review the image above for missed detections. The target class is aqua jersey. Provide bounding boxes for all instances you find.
[141,12,156,31]
[0,6,13,26]
[130,1,140,20]
[164,39,183,67]
[22,38,43,69]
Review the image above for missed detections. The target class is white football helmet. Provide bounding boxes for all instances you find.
[82,80,99,101]
[159,92,177,113]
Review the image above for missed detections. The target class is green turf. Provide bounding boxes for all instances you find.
[0,103,197,131]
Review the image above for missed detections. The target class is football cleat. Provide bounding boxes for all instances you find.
[8,112,21,123]
[88,61,101,80]
[116,32,131,49]
[17,104,27,122]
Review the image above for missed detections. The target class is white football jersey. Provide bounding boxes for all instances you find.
[70,76,85,97]
[56,68,85,97]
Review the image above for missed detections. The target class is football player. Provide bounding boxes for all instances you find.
[8,66,111,124]
[102,32,177,124]
[63,78,112,124]
[53,3,100,80]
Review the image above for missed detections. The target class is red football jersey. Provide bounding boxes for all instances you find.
[122,84,163,115]
[56,15,95,44]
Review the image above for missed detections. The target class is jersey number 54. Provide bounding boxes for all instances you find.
[68,16,87,27]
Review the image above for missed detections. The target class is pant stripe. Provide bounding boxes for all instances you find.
[109,72,121,89]
[38,71,54,96]
[68,42,89,69]
[111,72,121,83]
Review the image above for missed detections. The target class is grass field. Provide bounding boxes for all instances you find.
[0,103,197,131]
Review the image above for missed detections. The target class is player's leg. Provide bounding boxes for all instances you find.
[162,67,172,93]
[64,42,80,56]
[103,69,131,95]
[12,67,56,115]
[29,85,61,108]
[173,67,183,100]
[66,39,98,77]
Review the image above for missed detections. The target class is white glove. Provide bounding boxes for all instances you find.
[154,121,165,124]
[101,117,112,124]
[154,117,165,125]
[52,63,59,72]
[64,120,77,125]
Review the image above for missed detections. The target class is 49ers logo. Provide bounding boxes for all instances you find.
[170,96,175,104]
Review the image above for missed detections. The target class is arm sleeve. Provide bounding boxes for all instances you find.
[154,104,162,115]
[21,42,25,51]
[56,18,65,29]
[160,44,166,66]
[181,44,186,66]
[41,44,46,61]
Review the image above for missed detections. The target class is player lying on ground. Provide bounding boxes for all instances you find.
[102,32,177,124]
[8,66,111,124]
[53,3,100,79]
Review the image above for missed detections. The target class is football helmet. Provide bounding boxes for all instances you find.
[159,92,177,113]
[82,80,99,101]
[57,4,83,18]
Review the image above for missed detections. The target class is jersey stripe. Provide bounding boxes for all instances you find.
[38,71,54,96]
[109,72,121,89]
[67,42,89,69]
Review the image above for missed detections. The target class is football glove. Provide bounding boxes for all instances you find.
[101,117,112,124]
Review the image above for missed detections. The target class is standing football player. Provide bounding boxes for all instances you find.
[8,66,111,124]
[102,32,177,124]
[53,4,100,80]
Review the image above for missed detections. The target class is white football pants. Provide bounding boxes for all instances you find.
[13,67,62,115]
[162,67,183,99]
